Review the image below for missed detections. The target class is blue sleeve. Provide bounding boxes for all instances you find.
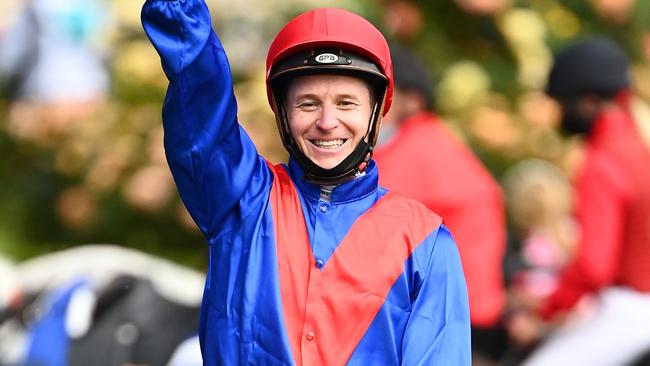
[141,0,271,240]
[402,225,471,365]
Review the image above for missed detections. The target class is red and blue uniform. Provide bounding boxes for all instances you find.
[374,112,506,328]
[142,0,470,364]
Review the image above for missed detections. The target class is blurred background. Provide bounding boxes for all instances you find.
[0,0,648,365]
[1,0,649,267]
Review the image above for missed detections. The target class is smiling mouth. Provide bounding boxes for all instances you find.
[310,139,347,150]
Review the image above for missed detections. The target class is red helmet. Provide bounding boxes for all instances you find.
[266,8,393,184]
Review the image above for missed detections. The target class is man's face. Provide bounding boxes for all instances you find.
[558,95,603,135]
[285,74,373,170]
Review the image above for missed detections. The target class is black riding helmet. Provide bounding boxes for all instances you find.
[546,36,630,135]
[546,36,630,100]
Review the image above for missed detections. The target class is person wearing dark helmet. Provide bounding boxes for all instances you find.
[373,44,508,365]
[520,37,650,365]
[141,1,470,365]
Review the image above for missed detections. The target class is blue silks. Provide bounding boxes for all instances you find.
[142,0,470,364]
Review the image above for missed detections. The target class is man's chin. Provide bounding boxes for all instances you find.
[313,162,339,170]
[310,158,344,171]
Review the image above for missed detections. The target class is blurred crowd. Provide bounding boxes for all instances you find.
[1,0,649,365]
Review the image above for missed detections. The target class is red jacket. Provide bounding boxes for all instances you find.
[540,96,650,319]
[374,112,506,327]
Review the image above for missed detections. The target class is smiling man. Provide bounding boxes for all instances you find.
[286,75,373,170]
[141,1,470,365]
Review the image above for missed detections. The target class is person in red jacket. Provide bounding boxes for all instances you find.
[520,37,650,366]
[373,43,507,364]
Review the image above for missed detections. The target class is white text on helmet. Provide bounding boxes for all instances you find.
[315,53,339,64]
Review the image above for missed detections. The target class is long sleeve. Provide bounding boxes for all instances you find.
[373,112,506,328]
[401,226,471,365]
[540,148,630,319]
[141,0,271,240]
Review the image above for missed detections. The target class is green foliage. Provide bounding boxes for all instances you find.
[0,0,647,268]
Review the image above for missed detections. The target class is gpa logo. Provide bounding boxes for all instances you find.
[315,53,339,64]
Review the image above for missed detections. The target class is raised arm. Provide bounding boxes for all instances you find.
[141,0,271,239]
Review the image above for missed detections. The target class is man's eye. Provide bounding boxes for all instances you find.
[338,100,358,108]
[298,102,318,110]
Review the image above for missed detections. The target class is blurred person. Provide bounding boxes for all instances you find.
[142,1,471,365]
[519,36,650,366]
[0,0,110,104]
[0,0,111,139]
[373,43,508,365]
[500,159,577,355]
[502,159,576,306]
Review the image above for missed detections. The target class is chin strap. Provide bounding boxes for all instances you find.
[290,140,373,185]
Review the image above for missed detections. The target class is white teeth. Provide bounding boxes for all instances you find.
[313,139,345,148]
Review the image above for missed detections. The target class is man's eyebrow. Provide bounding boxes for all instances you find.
[336,94,362,101]
[291,93,363,102]
[293,93,319,101]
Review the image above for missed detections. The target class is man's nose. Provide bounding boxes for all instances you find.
[315,103,339,130]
